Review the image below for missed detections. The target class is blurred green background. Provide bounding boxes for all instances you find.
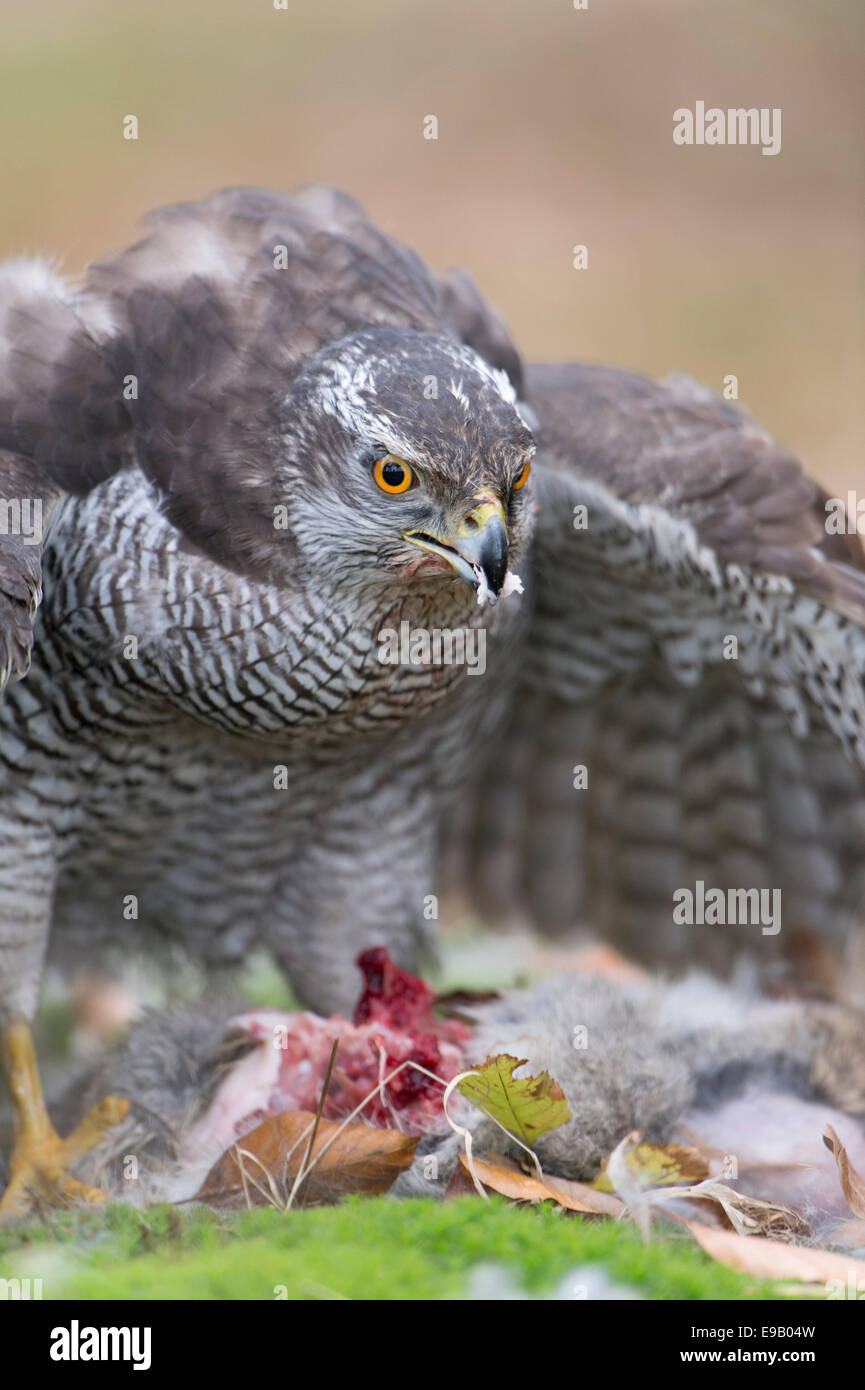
[1,0,862,494]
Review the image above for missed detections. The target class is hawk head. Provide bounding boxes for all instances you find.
[279,328,536,606]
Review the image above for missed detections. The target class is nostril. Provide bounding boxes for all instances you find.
[463,516,479,533]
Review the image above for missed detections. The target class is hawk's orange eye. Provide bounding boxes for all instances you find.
[513,459,532,491]
[373,455,414,494]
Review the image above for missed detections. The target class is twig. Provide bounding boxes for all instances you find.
[286,1037,339,1209]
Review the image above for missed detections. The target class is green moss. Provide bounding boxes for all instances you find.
[0,1197,794,1301]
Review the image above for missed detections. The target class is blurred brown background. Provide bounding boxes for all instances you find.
[2,0,862,494]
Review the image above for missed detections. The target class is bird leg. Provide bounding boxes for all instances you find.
[0,1017,128,1220]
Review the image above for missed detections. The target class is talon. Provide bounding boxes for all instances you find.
[0,1018,128,1221]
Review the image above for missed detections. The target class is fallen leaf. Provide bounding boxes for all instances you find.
[687,1222,865,1288]
[823,1124,865,1218]
[194,1109,418,1208]
[595,1140,710,1191]
[456,1054,571,1146]
[540,1171,626,1218]
[458,1153,616,1213]
[601,1133,809,1244]
[659,1181,811,1241]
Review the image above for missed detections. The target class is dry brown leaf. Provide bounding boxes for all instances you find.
[194,1109,418,1208]
[658,1182,810,1242]
[540,1171,626,1217]
[459,1149,625,1216]
[823,1124,865,1218]
[687,1221,865,1288]
[458,1153,617,1213]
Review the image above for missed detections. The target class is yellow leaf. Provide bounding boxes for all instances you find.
[593,1140,709,1191]
[457,1054,571,1146]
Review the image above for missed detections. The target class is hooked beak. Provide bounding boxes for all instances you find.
[403,498,509,600]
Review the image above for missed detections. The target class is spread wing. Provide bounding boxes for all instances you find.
[0,260,127,694]
[0,188,517,693]
[444,362,865,970]
[80,186,449,579]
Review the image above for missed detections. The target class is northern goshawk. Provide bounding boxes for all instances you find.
[0,187,863,1216]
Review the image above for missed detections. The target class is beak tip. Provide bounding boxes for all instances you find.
[470,518,508,599]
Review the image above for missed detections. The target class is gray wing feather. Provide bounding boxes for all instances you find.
[0,260,127,694]
[0,191,525,690]
[81,186,448,579]
[443,362,865,968]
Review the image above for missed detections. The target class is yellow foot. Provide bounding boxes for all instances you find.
[1,1016,129,1221]
[0,1094,129,1221]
